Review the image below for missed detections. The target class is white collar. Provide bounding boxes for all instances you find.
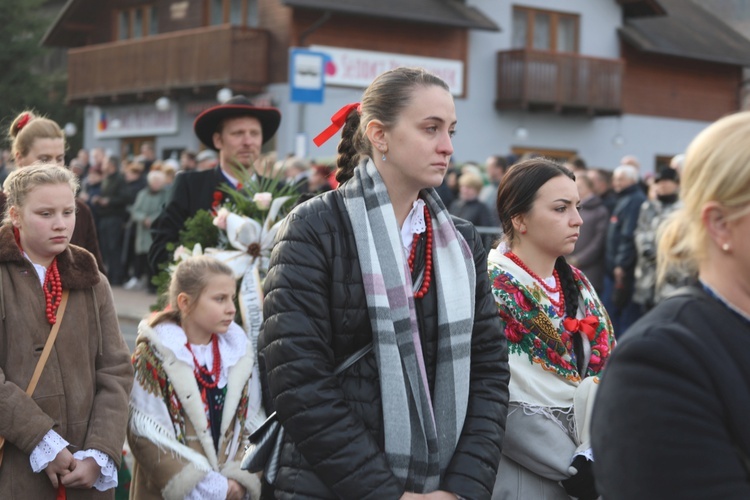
[24,251,48,286]
[152,321,249,388]
[400,198,427,253]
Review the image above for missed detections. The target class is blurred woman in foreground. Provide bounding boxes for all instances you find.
[592,111,750,499]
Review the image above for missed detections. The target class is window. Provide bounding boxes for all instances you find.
[116,5,158,40]
[512,6,579,53]
[511,146,578,164]
[208,0,258,26]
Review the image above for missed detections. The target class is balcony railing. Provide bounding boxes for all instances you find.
[496,49,624,115]
[66,25,270,102]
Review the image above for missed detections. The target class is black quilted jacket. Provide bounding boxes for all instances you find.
[259,189,510,500]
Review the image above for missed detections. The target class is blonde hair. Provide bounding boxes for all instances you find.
[657,111,750,284]
[8,111,66,159]
[458,171,484,191]
[3,163,79,225]
[150,255,234,327]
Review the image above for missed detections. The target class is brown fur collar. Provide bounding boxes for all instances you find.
[0,224,100,289]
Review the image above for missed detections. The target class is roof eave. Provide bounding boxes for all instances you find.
[618,26,750,67]
[281,0,499,32]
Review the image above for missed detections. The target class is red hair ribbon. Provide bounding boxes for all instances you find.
[313,102,361,147]
[563,315,600,341]
[16,112,31,132]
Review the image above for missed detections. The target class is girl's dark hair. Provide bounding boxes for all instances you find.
[335,67,450,184]
[496,158,580,318]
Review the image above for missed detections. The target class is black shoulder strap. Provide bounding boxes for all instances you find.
[334,343,372,376]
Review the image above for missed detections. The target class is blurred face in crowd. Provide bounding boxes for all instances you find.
[16,138,65,167]
[655,179,679,197]
[213,116,263,172]
[613,170,636,193]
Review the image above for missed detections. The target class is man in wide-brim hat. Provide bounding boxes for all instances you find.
[148,95,281,272]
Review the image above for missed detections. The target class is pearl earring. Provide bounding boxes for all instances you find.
[382,152,387,162]
[722,243,730,252]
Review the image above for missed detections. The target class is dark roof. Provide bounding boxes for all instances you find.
[619,0,750,66]
[617,0,667,18]
[42,0,95,47]
[281,0,499,31]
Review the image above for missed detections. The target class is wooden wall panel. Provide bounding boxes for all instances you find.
[621,43,741,121]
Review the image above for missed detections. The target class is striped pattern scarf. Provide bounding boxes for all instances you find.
[341,159,475,492]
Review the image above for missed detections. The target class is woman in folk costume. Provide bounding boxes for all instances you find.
[0,164,133,498]
[488,159,615,500]
[258,66,510,499]
[127,255,264,500]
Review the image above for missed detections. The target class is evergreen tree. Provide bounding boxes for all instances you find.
[0,0,82,155]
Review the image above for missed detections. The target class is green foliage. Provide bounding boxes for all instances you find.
[0,0,82,154]
[150,163,300,312]
[219,162,300,221]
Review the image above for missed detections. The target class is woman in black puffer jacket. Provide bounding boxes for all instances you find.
[258,67,510,500]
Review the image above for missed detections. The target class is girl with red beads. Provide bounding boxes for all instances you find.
[487,158,615,500]
[127,255,264,500]
[0,164,133,498]
[258,67,510,500]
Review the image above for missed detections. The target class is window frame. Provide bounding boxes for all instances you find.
[512,5,580,53]
[206,0,257,27]
[115,4,157,41]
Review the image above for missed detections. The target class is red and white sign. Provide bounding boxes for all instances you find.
[311,45,464,95]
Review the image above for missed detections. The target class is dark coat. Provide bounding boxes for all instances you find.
[569,194,609,293]
[591,286,750,499]
[148,167,226,272]
[0,224,133,499]
[259,189,510,500]
[605,184,646,275]
[0,192,104,272]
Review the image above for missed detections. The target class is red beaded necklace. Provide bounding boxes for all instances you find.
[14,227,64,324]
[504,251,565,316]
[407,205,433,299]
[185,333,221,389]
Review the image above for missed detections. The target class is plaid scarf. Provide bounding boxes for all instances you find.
[341,159,475,492]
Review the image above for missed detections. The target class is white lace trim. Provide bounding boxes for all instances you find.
[574,447,595,462]
[73,449,118,491]
[401,198,427,253]
[30,430,68,473]
[30,430,118,490]
[185,470,228,500]
[154,321,248,388]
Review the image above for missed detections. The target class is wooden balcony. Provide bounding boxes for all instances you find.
[496,49,624,116]
[66,25,270,103]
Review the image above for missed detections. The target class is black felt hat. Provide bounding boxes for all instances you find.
[654,167,679,183]
[193,95,281,150]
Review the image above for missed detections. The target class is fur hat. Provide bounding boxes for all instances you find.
[193,95,281,150]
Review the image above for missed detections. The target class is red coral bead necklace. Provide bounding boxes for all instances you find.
[185,333,221,389]
[407,205,433,299]
[504,251,565,316]
[13,226,63,324]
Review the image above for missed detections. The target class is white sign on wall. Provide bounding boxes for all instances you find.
[310,45,464,95]
[93,104,178,138]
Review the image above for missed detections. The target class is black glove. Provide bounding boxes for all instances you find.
[561,455,598,500]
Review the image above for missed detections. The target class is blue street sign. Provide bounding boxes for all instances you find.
[290,48,327,104]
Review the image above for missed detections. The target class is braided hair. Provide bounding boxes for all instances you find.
[334,67,450,184]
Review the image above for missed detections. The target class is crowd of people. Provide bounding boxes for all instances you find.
[1,65,749,500]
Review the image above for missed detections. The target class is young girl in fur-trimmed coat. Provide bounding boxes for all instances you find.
[127,256,264,500]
